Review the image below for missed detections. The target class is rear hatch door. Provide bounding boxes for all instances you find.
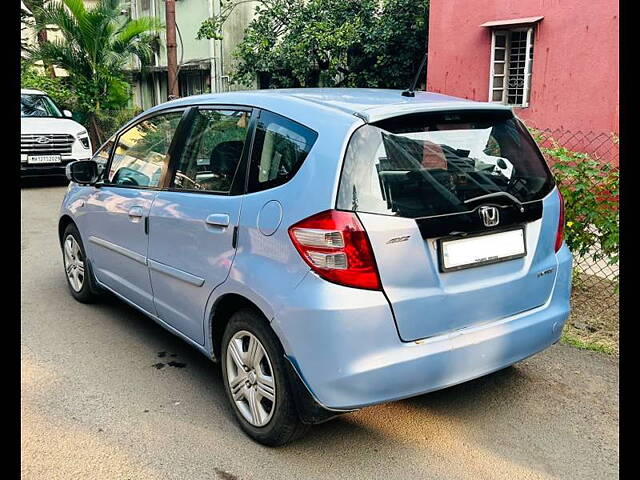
[337,109,560,341]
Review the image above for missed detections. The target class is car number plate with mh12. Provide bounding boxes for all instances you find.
[438,228,526,272]
[28,155,62,164]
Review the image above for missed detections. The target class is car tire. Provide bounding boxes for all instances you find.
[61,223,101,303]
[221,308,309,446]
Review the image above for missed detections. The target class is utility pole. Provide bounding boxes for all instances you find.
[165,0,179,100]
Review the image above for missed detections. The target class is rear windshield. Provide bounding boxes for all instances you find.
[336,110,554,218]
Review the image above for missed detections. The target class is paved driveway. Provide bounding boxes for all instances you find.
[21,183,618,480]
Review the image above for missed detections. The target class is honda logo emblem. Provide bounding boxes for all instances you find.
[478,206,500,227]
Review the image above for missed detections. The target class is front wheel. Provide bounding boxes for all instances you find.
[221,308,309,446]
[62,223,100,303]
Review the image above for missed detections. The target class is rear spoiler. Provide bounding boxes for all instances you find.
[355,102,512,124]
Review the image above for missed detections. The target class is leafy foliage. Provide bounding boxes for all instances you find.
[21,0,57,75]
[198,0,428,89]
[533,134,619,267]
[24,0,162,145]
[21,63,76,111]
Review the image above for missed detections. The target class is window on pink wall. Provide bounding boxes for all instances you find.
[489,28,534,108]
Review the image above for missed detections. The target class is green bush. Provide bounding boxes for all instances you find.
[21,63,77,111]
[532,134,619,268]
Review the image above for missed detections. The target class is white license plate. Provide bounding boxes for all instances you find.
[27,155,61,164]
[439,228,526,272]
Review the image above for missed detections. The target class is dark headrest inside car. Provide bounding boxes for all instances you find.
[210,141,244,173]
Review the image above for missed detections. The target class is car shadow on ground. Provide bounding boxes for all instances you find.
[95,292,229,394]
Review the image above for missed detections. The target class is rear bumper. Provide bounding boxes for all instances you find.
[273,245,572,410]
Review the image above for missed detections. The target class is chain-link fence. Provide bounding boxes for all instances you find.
[532,128,619,325]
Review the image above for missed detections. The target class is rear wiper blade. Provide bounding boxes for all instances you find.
[464,192,524,212]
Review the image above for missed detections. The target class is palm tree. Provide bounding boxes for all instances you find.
[26,0,162,145]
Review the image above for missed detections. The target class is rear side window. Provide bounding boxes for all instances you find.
[173,109,251,193]
[247,110,318,193]
[336,110,554,218]
[108,111,183,188]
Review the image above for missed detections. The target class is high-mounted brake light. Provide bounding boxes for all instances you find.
[288,210,382,290]
[555,189,565,252]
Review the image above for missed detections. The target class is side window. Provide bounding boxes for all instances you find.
[248,111,318,192]
[92,138,114,165]
[108,111,184,188]
[173,109,251,193]
[91,136,115,177]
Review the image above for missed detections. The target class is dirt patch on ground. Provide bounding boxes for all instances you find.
[563,272,619,355]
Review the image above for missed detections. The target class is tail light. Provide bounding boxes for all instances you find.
[288,210,381,290]
[555,189,565,252]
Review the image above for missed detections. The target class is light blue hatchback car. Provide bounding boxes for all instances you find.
[59,88,572,445]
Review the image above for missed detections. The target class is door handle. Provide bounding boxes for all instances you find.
[128,206,144,222]
[205,213,230,228]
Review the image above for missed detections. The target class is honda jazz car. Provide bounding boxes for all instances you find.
[21,89,92,178]
[59,88,572,446]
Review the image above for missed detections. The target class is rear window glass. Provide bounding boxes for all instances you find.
[336,110,554,218]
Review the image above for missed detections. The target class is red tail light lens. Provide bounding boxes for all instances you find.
[288,210,382,290]
[555,189,565,252]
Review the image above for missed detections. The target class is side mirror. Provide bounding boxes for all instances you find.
[66,160,99,185]
[63,109,73,118]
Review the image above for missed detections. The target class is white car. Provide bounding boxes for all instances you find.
[21,89,92,178]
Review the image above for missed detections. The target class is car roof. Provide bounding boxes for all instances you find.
[21,88,46,95]
[277,88,511,122]
[147,88,512,125]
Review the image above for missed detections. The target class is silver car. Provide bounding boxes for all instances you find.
[59,88,572,445]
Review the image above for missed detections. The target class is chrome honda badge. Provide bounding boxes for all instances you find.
[478,206,499,227]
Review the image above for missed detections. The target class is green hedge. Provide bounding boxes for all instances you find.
[531,130,619,270]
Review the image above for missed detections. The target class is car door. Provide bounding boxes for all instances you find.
[82,109,186,314]
[147,107,254,344]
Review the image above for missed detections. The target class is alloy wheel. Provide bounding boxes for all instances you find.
[226,330,276,427]
[63,235,85,292]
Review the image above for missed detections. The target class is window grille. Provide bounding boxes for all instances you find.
[489,27,534,107]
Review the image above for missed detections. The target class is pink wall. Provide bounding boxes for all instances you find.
[426,0,619,135]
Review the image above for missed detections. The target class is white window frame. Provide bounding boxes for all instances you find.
[488,27,534,108]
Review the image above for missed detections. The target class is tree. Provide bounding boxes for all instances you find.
[197,0,428,89]
[25,0,162,146]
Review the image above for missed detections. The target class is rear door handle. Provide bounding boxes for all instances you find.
[128,206,144,222]
[205,213,230,228]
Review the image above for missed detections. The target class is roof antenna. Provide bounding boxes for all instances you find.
[402,52,428,97]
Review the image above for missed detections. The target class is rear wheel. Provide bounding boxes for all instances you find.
[62,223,100,303]
[221,308,309,446]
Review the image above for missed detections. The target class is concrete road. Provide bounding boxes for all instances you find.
[21,183,619,480]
